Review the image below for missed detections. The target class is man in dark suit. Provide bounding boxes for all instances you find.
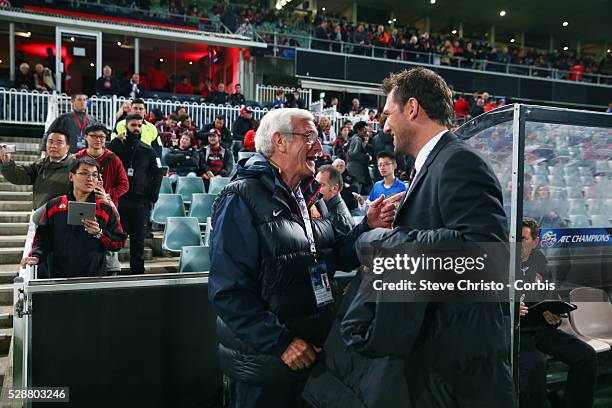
[303,67,514,408]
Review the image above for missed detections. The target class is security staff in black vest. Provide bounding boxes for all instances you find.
[208,108,400,408]
[108,114,162,274]
[315,164,354,235]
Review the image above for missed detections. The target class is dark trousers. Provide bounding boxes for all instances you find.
[229,379,308,408]
[519,327,597,408]
[118,199,149,274]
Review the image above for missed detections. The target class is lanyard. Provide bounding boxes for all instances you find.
[128,141,139,168]
[292,187,317,259]
[72,111,87,134]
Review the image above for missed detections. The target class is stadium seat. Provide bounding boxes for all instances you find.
[577,166,592,177]
[569,287,612,346]
[162,217,203,253]
[547,175,565,187]
[178,245,211,272]
[559,316,611,353]
[590,215,610,227]
[566,188,583,199]
[531,175,548,186]
[237,151,256,162]
[586,198,605,214]
[189,193,216,224]
[533,165,549,176]
[204,217,212,247]
[564,175,580,186]
[176,176,205,203]
[150,194,185,225]
[161,147,171,166]
[567,214,589,227]
[208,177,231,195]
[594,160,609,174]
[549,189,566,200]
[159,176,173,194]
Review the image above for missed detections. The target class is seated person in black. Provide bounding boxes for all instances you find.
[164,132,200,183]
[518,218,597,408]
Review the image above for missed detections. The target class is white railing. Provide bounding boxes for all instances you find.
[0,88,270,131]
[255,85,312,107]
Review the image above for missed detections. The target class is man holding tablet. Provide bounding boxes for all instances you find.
[21,157,126,278]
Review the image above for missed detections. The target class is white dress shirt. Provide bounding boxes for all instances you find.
[413,129,447,178]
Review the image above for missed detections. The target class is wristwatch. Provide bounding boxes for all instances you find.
[94,228,103,239]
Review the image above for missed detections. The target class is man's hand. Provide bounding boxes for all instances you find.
[519,302,528,317]
[94,184,108,201]
[0,144,13,164]
[281,338,320,371]
[206,171,215,179]
[116,132,126,141]
[542,310,561,326]
[366,193,404,228]
[82,218,101,236]
[21,256,39,268]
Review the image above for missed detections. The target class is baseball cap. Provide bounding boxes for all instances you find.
[240,106,253,115]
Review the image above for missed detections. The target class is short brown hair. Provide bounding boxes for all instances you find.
[318,164,342,192]
[522,218,540,240]
[381,67,454,128]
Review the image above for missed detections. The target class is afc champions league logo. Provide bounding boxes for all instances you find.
[540,231,558,248]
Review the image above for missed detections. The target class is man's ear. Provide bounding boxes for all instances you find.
[404,98,419,121]
[271,132,286,153]
[68,172,75,183]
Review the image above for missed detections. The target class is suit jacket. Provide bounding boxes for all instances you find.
[304,132,514,408]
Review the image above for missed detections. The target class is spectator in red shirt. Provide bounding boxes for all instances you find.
[454,94,471,120]
[75,125,129,206]
[569,60,585,81]
[175,76,194,94]
[241,120,259,153]
[156,114,179,148]
[147,60,168,91]
[200,78,213,98]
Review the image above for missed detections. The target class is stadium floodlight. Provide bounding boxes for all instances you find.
[563,46,569,51]
[451,30,457,35]
[510,38,515,43]
[189,61,193,65]
[90,62,95,67]
[322,7,326,11]
[430,0,436,4]
[275,3,281,9]
[117,41,122,46]
[70,37,75,42]
[159,58,164,62]
[608,49,611,53]
[562,21,569,27]
[280,0,287,6]
[499,10,506,17]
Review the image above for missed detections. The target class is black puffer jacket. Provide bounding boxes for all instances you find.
[164,146,200,175]
[208,154,370,384]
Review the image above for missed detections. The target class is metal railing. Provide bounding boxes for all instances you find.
[257,29,612,86]
[255,85,312,107]
[0,88,271,131]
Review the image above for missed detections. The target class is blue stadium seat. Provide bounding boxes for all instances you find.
[590,215,610,227]
[161,147,171,166]
[208,177,231,195]
[176,176,205,204]
[189,193,216,224]
[159,176,173,194]
[567,214,589,227]
[162,217,203,253]
[178,246,211,272]
[150,194,185,225]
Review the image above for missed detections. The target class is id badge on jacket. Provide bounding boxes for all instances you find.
[310,261,334,308]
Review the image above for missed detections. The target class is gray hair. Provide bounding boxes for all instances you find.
[255,108,314,158]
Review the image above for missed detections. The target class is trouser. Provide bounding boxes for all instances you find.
[520,327,597,408]
[105,251,121,273]
[118,199,149,275]
[229,379,308,408]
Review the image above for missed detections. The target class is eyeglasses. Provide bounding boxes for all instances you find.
[377,162,395,168]
[47,140,66,146]
[75,172,99,180]
[285,131,320,146]
[87,134,106,140]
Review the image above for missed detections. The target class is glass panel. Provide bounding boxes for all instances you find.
[61,32,98,95]
[523,122,612,229]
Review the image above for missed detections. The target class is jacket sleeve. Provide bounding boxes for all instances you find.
[199,150,211,173]
[148,149,163,204]
[347,138,369,162]
[333,218,373,273]
[30,201,53,260]
[220,150,235,177]
[209,192,294,357]
[0,160,36,185]
[164,149,184,167]
[108,156,129,203]
[99,202,127,251]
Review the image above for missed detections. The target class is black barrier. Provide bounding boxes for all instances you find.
[22,276,221,408]
[295,49,611,109]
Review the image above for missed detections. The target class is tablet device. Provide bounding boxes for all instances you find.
[528,300,577,316]
[67,201,96,226]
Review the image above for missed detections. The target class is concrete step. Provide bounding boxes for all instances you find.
[0,191,32,202]
[0,211,31,223]
[0,328,11,355]
[7,142,41,153]
[0,201,31,211]
[0,223,29,235]
[0,271,19,284]
[0,284,13,305]
[119,247,153,262]
[0,236,27,249]
[0,136,41,144]
[0,183,32,192]
[120,257,180,274]
[0,305,13,329]
[9,153,40,162]
[0,248,22,265]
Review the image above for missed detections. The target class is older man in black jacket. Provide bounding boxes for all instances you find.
[208,108,399,408]
[304,67,514,408]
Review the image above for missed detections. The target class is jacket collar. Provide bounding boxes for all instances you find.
[394,131,455,221]
[326,193,342,211]
[67,189,96,203]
